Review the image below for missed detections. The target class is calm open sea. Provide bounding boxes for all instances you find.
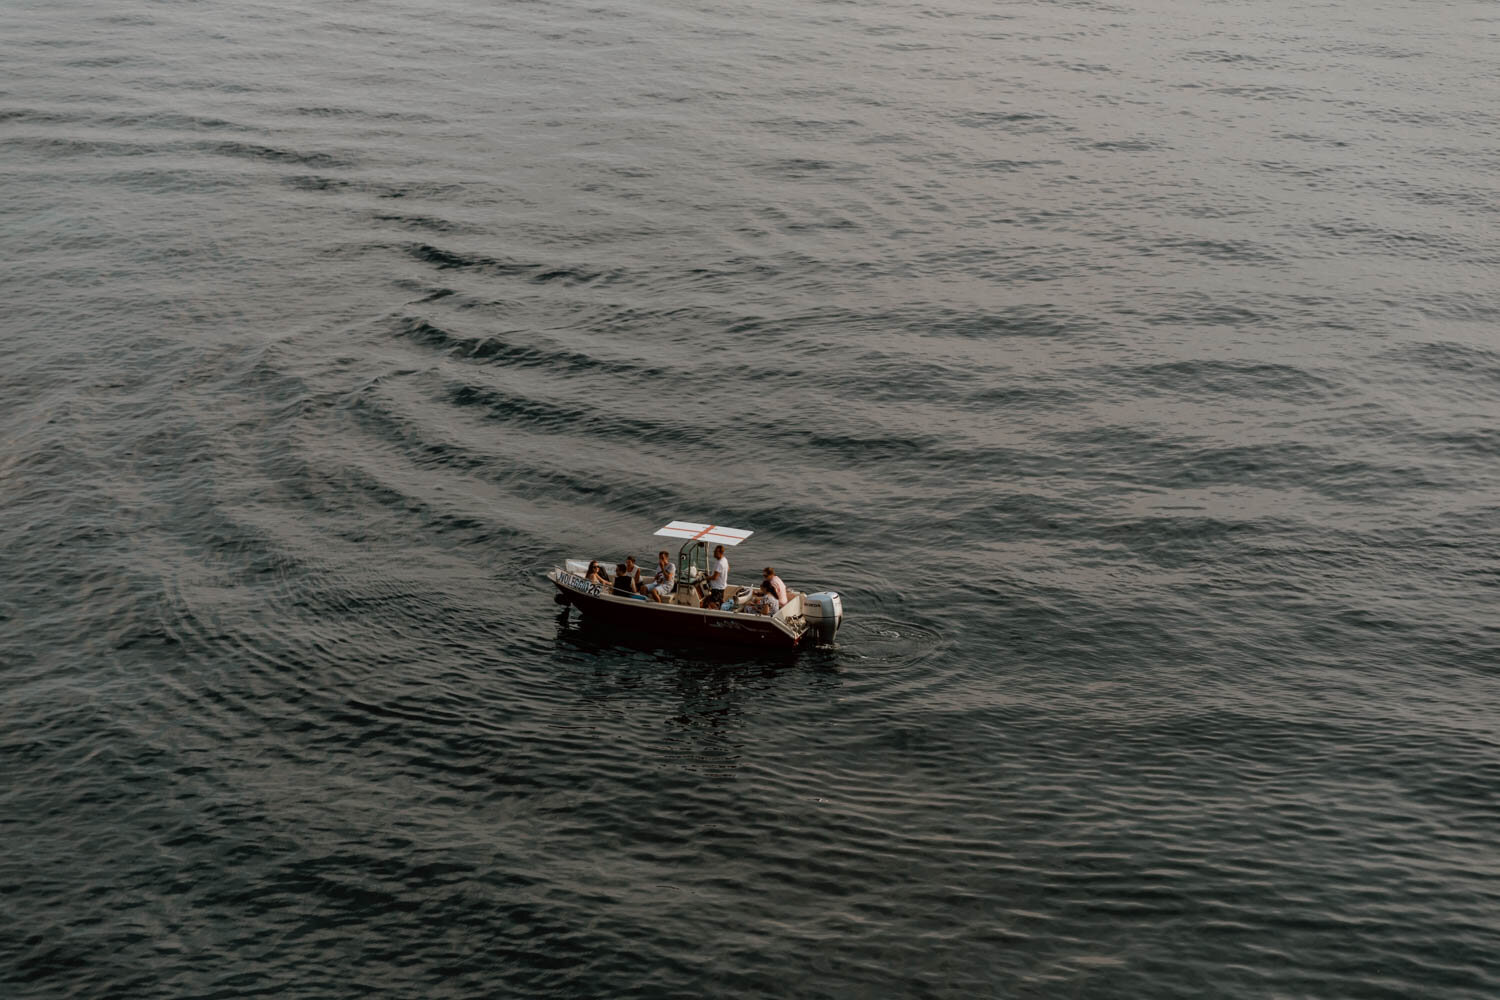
[3,0,1499,996]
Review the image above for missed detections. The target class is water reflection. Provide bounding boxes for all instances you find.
[552,608,815,775]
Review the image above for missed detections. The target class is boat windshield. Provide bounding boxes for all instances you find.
[678,540,705,585]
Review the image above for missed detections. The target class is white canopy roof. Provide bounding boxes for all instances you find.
[654,521,754,546]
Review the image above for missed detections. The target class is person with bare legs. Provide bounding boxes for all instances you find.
[646,550,676,603]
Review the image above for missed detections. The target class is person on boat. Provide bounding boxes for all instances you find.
[762,566,788,605]
[612,563,643,598]
[584,561,610,587]
[645,550,676,603]
[700,544,728,608]
[622,555,644,592]
[745,581,781,616]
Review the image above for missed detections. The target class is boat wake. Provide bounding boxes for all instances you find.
[827,616,944,662]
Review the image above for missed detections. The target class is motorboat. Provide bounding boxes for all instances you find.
[546,520,844,648]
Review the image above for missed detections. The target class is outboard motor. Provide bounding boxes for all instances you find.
[803,592,843,645]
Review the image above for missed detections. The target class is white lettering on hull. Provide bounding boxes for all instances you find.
[560,572,602,598]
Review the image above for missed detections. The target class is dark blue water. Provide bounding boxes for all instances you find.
[4,0,1499,995]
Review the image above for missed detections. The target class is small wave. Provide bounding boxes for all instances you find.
[1114,359,1338,402]
[751,157,869,180]
[952,110,1059,132]
[390,316,662,377]
[1206,82,1313,102]
[802,429,941,462]
[100,111,243,132]
[920,303,1086,339]
[282,174,351,192]
[1085,138,1162,152]
[965,383,1081,409]
[1388,341,1500,378]
[198,140,354,170]
[108,167,247,194]
[404,242,534,275]
[1,135,158,158]
[1309,219,1476,261]
[839,616,942,650]
[974,158,1065,172]
[1379,341,1500,401]
[1179,49,1273,65]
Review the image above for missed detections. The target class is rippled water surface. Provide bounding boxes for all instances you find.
[4,0,1499,995]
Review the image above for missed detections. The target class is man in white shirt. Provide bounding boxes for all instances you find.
[701,544,729,608]
[646,550,676,603]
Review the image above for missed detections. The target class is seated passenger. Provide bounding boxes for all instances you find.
[646,550,676,603]
[745,581,781,616]
[583,561,610,586]
[612,563,642,598]
[762,566,789,605]
[622,555,644,592]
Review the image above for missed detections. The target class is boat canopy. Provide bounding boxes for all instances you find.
[654,521,753,546]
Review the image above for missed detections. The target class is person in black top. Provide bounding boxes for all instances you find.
[612,563,639,596]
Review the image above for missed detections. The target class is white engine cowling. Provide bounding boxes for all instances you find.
[803,591,843,644]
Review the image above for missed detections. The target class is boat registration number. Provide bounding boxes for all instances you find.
[561,572,602,598]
